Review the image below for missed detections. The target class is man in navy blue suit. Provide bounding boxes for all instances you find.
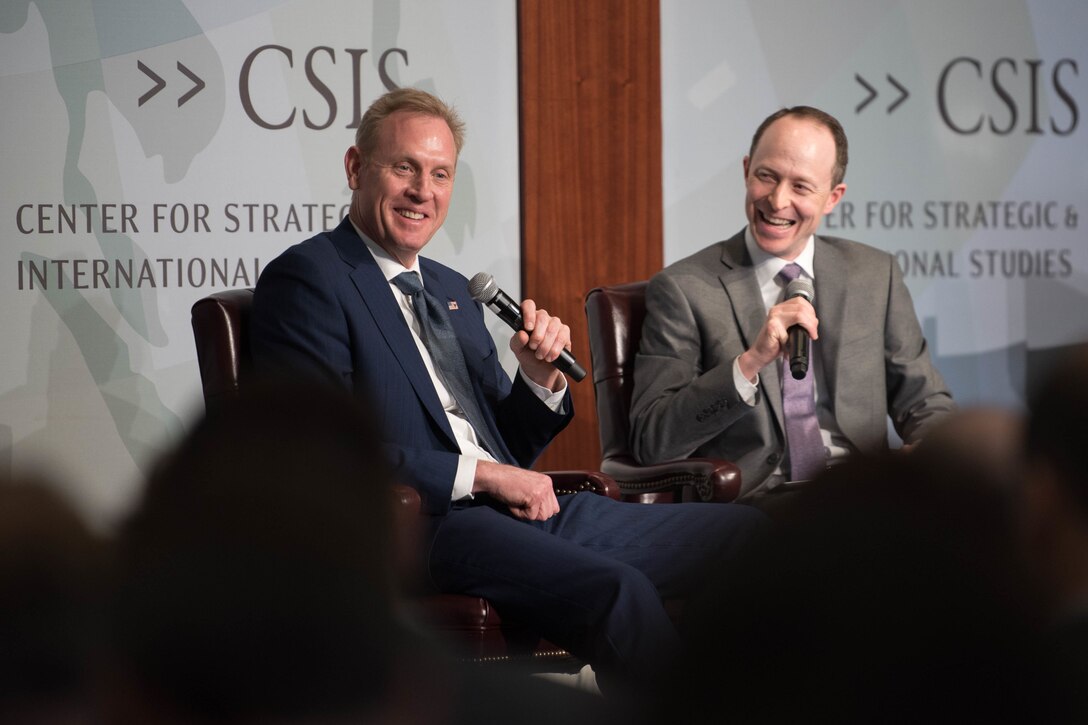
[250,87,765,691]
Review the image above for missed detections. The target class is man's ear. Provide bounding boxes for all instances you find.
[344,146,362,190]
[824,183,847,214]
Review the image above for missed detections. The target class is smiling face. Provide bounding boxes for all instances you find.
[742,116,846,260]
[345,110,456,267]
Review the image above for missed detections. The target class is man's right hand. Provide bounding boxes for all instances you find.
[472,460,560,521]
[738,296,819,382]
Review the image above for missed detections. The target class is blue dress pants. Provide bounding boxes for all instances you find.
[427,493,767,685]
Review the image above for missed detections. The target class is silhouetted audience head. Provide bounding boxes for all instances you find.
[107,380,623,724]
[1022,343,1088,722]
[913,405,1025,494]
[1022,343,1088,615]
[0,474,110,724]
[673,450,1047,724]
[1026,343,1088,515]
[108,381,404,723]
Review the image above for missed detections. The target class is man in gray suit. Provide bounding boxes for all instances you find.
[630,106,954,504]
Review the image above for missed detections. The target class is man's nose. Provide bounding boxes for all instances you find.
[768,182,790,210]
[407,172,434,199]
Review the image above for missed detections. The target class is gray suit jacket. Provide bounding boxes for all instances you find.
[629,230,954,499]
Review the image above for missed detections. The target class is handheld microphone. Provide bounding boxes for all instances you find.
[785,277,815,380]
[468,272,587,382]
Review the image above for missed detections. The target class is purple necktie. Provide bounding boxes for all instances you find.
[778,263,825,481]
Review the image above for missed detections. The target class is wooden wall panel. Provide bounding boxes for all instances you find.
[518,0,663,471]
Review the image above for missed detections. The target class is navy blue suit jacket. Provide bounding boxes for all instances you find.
[250,219,572,515]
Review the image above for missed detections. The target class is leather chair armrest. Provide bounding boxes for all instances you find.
[546,471,621,501]
[388,474,622,576]
[602,456,741,503]
[391,482,422,513]
[390,483,424,586]
[390,475,621,508]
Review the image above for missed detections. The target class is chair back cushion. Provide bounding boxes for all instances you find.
[584,280,648,464]
[191,288,255,414]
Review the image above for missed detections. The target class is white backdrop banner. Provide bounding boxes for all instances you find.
[0,0,519,527]
[662,0,1086,424]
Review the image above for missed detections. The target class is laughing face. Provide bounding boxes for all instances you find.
[742,116,846,260]
[345,111,456,266]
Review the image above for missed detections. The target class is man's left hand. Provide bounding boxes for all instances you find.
[510,298,570,392]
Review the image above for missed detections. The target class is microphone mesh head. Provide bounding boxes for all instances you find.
[786,277,815,303]
[468,272,497,303]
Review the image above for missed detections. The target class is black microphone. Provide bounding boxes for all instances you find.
[468,272,587,382]
[785,277,815,380]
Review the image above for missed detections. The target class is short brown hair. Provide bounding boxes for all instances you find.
[354,87,465,161]
[749,106,849,187]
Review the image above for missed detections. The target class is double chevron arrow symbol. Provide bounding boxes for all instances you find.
[855,73,910,114]
[138,61,205,107]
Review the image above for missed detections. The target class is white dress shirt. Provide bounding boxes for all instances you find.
[733,227,852,467]
[351,222,567,500]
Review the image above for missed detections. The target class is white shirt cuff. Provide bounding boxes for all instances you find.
[450,371,568,501]
[519,367,568,412]
[451,456,477,501]
[733,356,759,407]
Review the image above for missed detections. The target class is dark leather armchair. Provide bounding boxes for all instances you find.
[585,281,742,503]
[192,288,618,667]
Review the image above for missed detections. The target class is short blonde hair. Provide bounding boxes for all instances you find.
[354,87,465,161]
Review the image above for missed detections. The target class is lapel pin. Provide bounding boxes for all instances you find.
[447,300,459,311]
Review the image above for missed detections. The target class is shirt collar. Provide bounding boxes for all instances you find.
[349,219,422,284]
[744,226,816,288]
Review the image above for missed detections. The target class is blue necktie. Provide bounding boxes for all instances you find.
[778,263,825,481]
[392,271,506,462]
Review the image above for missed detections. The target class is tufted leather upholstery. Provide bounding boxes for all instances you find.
[585,281,742,503]
[192,288,618,668]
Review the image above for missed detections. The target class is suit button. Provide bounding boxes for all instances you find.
[766,453,780,464]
